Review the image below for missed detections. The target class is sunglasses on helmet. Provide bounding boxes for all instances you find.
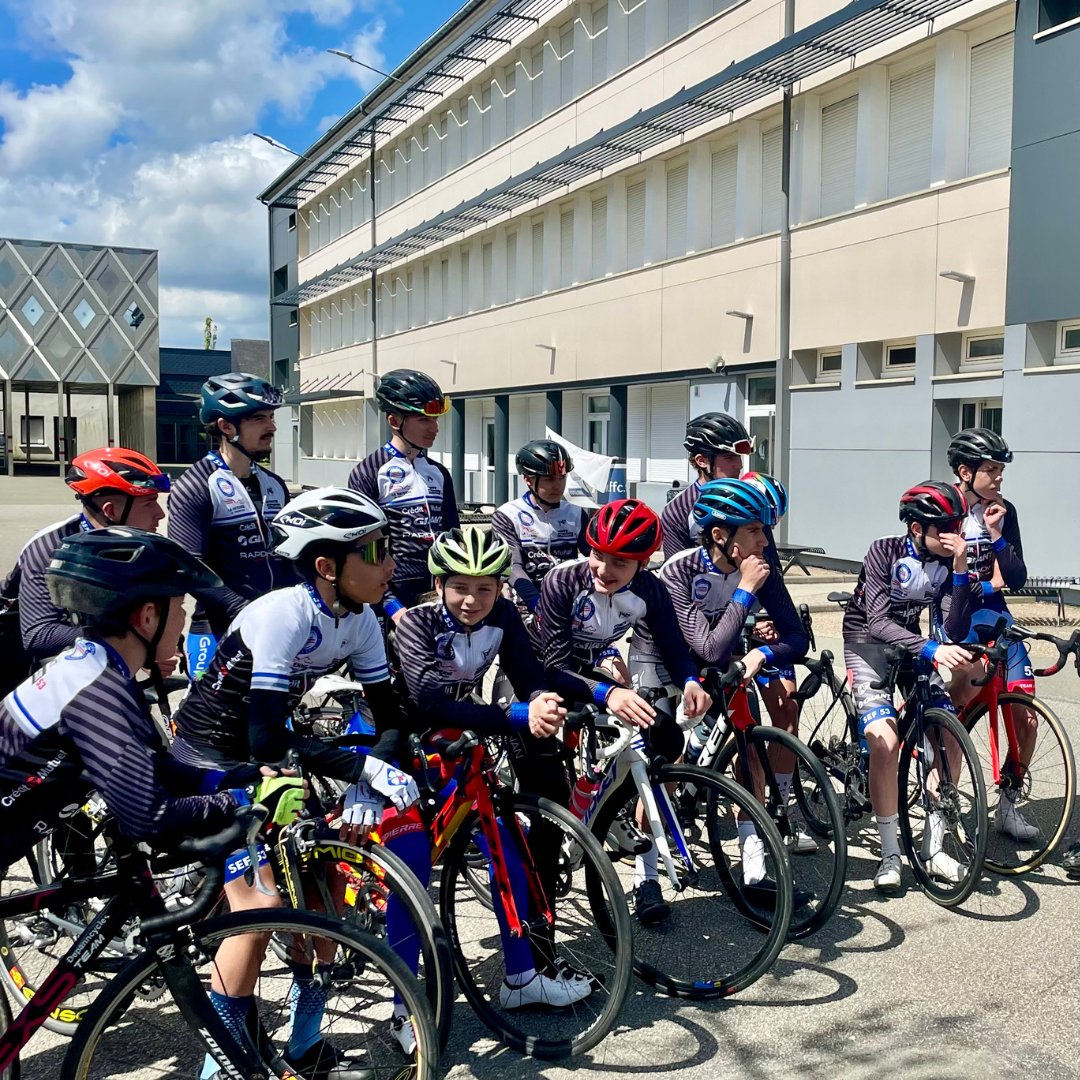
[718,438,755,457]
[410,397,450,417]
[132,473,172,494]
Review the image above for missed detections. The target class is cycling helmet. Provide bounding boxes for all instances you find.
[516,439,573,478]
[66,447,170,499]
[947,428,1013,472]
[683,413,753,458]
[585,499,662,562]
[898,482,968,526]
[199,372,284,425]
[46,528,221,624]
[375,369,449,416]
[271,488,387,560]
[741,471,788,521]
[693,479,776,533]
[428,527,511,579]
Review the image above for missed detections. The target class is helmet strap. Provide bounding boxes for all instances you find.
[223,418,271,464]
[389,414,427,457]
[327,554,366,620]
[130,600,170,682]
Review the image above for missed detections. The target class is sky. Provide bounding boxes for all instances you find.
[0,0,457,348]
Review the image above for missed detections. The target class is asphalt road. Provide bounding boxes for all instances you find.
[3,483,1079,1079]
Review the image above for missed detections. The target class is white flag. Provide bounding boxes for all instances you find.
[545,428,613,506]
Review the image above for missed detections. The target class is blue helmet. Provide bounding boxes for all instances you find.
[741,471,788,521]
[199,372,284,425]
[692,478,776,535]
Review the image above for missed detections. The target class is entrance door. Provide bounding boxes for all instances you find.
[745,375,776,474]
[482,416,495,503]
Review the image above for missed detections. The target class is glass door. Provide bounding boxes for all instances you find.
[482,416,496,503]
[745,375,776,474]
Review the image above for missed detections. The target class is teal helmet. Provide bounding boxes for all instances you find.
[692,478,776,534]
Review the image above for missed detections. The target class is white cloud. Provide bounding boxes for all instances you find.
[0,0,389,347]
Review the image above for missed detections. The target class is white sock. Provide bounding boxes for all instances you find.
[737,820,757,846]
[504,967,536,988]
[926,810,946,856]
[876,813,901,859]
[741,835,766,885]
[393,1002,409,1021]
[634,845,658,887]
[775,771,793,805]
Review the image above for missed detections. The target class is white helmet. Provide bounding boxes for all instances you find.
[271,487,387,560]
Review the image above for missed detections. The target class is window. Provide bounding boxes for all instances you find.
[885,342,917,370]
[482,242,494,307]
[711,145,738,246]
[967,35,1014,175]
[591,1,609,84]
[820,95,858,217]
[818,350,842,377]
[1038,0,1080,34]
[591,196,608,278]
[459,249,471,315]
[559,25,575,107]
[962,331,1005,366]
[560,208,575,287]
[505,231,518,301]
[531,219,545,295]
[668,0,690,37]
[1058,319,1080,355]
[288,309,298,327]
[20,416,45,447]
[287,212,296,231]
[530,44,545,124]
[747,376,776,406]
[887,65,934,198]
[273,266,289,297]
[627,0,647,64]
[503,68,517,136]
[437,258,449,321]
[960,399,1002,433]
[626,179,646,268]
[666,162,689,259]
[586,394,610,454]
[760,128,782,233]
[480,85,492,153]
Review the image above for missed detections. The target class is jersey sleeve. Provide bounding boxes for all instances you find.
[346,609,391,685]
[995,501,1027,591]
[660,497,691,561]
[640,573,700,685]
[17,542,78,665]
[663,559,749,667]
[491,509,540,611]
[942,566,973,644]
[347,457,377,499]
[858,541,931,655]
[243,601,312,694]
[755,573,809,666]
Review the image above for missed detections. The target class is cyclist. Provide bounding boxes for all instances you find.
[167,372,290,675]
[537,498,712,924]
[660,412,754,559]
[171,487,420,1073]
[5,447,169,670]
[394,526,594,1008]
[843,481,976,894]
[348,369,459,622]
[490,439,589,615]
[639,479,809,870]
[944,428,1038,843]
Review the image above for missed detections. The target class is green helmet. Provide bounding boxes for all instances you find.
[428,527,511,579]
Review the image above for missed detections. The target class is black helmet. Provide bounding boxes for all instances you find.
[947,427,1013,472]
[199,372,283,425]
[684,413,753,457]
[46,528,222,625]
[898,482,968,527]
[375,369,449,416]
[516,439,573,479]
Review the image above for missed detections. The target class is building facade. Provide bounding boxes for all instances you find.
[261,0,1080,575]
[0,238,159,474]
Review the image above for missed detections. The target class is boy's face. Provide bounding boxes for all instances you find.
[960,461,1005,503]
[709,521,767,563]
[912,519,963,558]
[588,549,639,594]
[527,474,567,504]
[438,574,499,624]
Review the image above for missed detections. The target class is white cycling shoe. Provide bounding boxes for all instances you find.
[995,798,1040,842]
[499,970,593,1010]
[784,828,819,855]
[391,1014,417,1055]
[874,854,903,893]
[923,850,968,884]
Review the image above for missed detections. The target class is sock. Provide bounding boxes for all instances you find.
[201,992,254,1079]
[925,810,946,856]
[876,813,901,859]
[287,962,327,1058]
[504,966,537,988]
[383,828,433,1004]
[775,771,793,805]
[633,845,658,888]
[737,820,757,847]
[476,821,534,978]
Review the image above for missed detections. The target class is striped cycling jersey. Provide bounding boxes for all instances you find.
[961,499,1026,613]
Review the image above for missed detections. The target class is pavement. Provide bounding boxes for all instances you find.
[2,478,1079,1080]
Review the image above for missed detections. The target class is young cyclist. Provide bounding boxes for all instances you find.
[348,369,459,622]
[5,447,169,670]
[943,428,1039,843]
[490,439,589,615]
[167,372,291,675]
[171,488,420,1073]
[537,499,712,924]
[394,526,594,1008]
[843,481,975,894]
[660,412,754,559]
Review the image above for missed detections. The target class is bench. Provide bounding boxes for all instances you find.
[1002,578,1079,625]
[776,545,826,576]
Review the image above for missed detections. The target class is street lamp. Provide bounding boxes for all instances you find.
[250,132,302,157]
[327,49,404,84]
[939,270,976,284]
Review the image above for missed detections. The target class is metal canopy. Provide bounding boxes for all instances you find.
[274,0,972,308]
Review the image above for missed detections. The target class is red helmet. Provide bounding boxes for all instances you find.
[898,481,967,526]
[66,447,170,500]
[586,499,663,561]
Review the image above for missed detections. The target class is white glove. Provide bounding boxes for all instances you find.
[359,754,419,812]
[341,782,383,828]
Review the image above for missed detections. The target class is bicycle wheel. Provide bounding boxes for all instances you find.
[963,693,1076,875]
[307,837,455,1049]
[592,764,792,999]
[714,728,847,939]
[439,794,631,1060]
[63,909,438,1079]
[0,981,19,1080]
[898,707,988,908]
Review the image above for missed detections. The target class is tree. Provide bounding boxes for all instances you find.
[203,316,219,350]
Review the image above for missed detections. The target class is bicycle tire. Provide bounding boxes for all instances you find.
[963,692,1077,875]
[714,727,847,939]
[591,763,792,999]
[0,981,19,1080]
[439,794,632,1060]
[898,707,988,908]
[63,908,438,1079]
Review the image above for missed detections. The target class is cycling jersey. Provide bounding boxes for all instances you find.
[173,583,399,775]
[537,560,699,704]
[490,493,589,611]
[0,638,236,868]
[167,453,292,635]
[348,444,460,616]
[961,499,1026,613]
[660,480,703,560]
[635,546,808,670]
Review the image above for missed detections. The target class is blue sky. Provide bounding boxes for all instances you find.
[0,0,460,347]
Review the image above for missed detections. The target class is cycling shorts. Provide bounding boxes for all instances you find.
[844,642,952,730]
[629,660,693,765]
[755,665,795,688]
[224,844,269,884]
[965,609,1035,695]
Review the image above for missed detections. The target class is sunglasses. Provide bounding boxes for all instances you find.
[718,439,755,457]
[934,519,964,535]
[133,473,171,494]
[353,536,391,564]
[409,397,451,417]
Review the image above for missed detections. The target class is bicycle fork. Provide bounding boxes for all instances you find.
[630,760,701,892]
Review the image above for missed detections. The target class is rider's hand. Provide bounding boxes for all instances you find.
[528,692,566,738]
[606,687,656,728]
[250,775,308,826]
[359,754,419,812]
[339,781,383,843]
[937,531,970,573]
[598,653,631,686]
[682,681,712,719]
[983,501,1006,540]
[740,648,770,681]
[153,653,181,678]
[390,607,406,625]
[933,643,977,672]
[752,619,779,645]
[738,554,770,594]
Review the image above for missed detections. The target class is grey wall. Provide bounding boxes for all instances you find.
[269,205,300,483]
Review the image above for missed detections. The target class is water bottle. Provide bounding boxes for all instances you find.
[569,771,602,819]
[685,721,710,765]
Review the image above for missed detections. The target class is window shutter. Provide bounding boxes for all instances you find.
[591,196,608,278]
[668,0,690,37]
[760,128,782,233]
[481,85,492,151]
[531,219,545,294]
[531,45,545,124]
[968,34,1013,175]
[560,25,575,106]
[820,95,858,216]
[482,242,493,307]
[887,65,934,198]
[627,3,646,63]
[438,259,448,321]
[626,385,647,484]
[503,68,517,136]
[647,382,689,481]
[459,250,471,314]
[666,163,689,259]
[560,209,575,287]
[711,145,738,246]
[592,2,609,84]
[626,180,646,268]
[505,232,518,301]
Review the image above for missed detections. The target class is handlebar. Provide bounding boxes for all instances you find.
[868,645,910,691]
[428,730,481,761]
[799,603,817,653]
[700,661,747,695]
